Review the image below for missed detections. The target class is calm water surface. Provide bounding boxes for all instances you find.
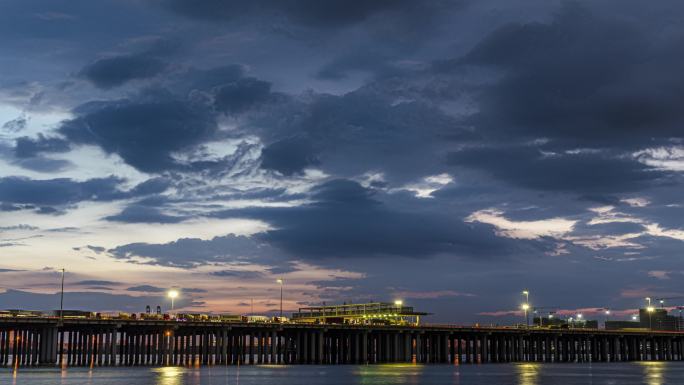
[2,363,682,385]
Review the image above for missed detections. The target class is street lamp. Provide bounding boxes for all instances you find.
[647,306,655,330]
[277,279,284,319]
[604,309,611,329]
[521,303,530,328]
[167,289,179,311]
[521,290,530,327]
[59,268,65,323]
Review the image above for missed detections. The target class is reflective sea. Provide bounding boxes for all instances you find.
[2,363,683,385]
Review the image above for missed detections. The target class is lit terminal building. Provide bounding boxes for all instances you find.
[291,301,429,325]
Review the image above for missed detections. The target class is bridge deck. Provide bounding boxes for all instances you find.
[1,318,683,367]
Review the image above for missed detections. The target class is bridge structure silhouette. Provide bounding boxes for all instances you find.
[2,318,684,367]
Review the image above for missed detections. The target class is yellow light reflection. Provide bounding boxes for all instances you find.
[516,363,540,385]
[638,361,666,385]
[153,366,185,385]
[356,364,425,385]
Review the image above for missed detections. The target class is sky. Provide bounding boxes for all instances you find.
[0,0,683,324]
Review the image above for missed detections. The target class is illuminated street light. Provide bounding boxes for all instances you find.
[521,290,530,328]
[394,300,403,306]
[577,313,583,319]
[167,289,179,311]
[647,306,655,330]
[521,303,530,328]
[277,278,284,319]
[632,315,638,321]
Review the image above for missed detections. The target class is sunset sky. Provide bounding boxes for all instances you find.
[1,0,683,323]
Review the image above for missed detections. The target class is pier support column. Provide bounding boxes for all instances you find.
[362,332,368,364]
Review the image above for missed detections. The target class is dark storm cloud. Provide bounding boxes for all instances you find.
[108,234,277,268]
[260,137,319,176]
[315,50,400,81]
[105,205,186,224]
[0,176,122,206]
[213,77,273,114]
[250,89,469,181]
[163,0,422,27]
[0,136,72,172]
[456,3,684,145]
[78,37,180,89]
[106,179,541,268]
[0,176,171,209]
[14,135,70,158]
[169,65,245,94]
[126,285,165,293]
[80,53,167,89]
[210,270,264,279]
[448,146,668,193]
[17,65,279,173]
[104,193,185,224]
[11,157,73,173]
[58,96,216,172]
[128,177,172,195]
[216,179,544,260]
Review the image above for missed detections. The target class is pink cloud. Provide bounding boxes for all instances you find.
[478,310,522,317]
[393,290,476,299]
[479,307,641,318]
[648,270,672,280]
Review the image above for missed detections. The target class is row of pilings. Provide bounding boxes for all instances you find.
[2,322,684,367]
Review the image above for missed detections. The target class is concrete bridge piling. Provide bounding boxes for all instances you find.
[1,318,683,367]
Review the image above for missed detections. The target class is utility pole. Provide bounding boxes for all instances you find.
[59,268,65,324]
[277,279,284,319]
[522,290,530,328]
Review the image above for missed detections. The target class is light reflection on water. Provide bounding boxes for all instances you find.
[356,364,424,385]
[3,362,684,385]
[638,362,666,385]
[153,367,184,385]
[516,363,540,385]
